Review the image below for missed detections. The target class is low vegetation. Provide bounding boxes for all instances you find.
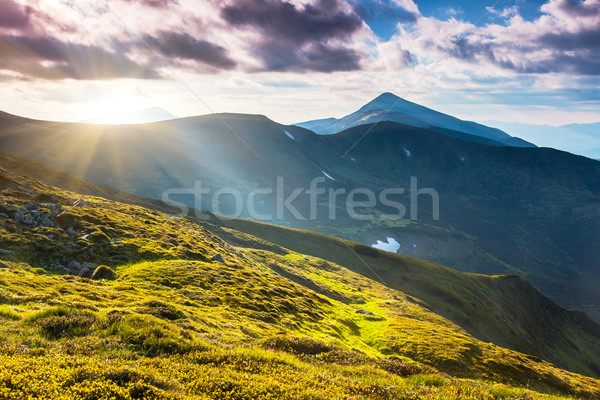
[1,164,599,399]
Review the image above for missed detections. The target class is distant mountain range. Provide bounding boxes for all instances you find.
[485,121,600,159]
[297,93,535,148]
[0,95,599,323]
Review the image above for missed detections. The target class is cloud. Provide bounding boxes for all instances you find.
[222,0,365,72]
[118,0,178,7]
[393,0,600,76]
[0,35,159,80]
[144,32,236,69]
[0,0,31,28]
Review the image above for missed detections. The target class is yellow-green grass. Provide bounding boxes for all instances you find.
[0,165,599,398]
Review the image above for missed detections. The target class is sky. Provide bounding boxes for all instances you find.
[0,0,599,129]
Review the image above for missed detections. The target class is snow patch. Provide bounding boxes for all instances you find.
[284,130,295,140]
[460,156,465,162]
[371,237,401,253]
[413,243,417,249]
[403,148,411,157]
[350,157,356,162]
[321,170,335,181]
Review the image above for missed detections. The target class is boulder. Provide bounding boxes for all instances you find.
[355,309,376,316]
[67,261,82,272]
[211,253,225,263]
[91,265,116,280]
[0,249,13,255]
[78,267,92,278]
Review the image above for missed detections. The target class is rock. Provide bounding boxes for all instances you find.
[67,261,82,272]
[14,211,24,223]
[355,309,376,316]
[40,217,54,227]
[0,261,10,269]
[0,249,13,255]
[24,203,40,211]
[211,253,225,263]
[112,239,122,244]
[81,262,96,270]
[91,265,116,280]
[0,213,8,219]
[73,198,88,207]
[68,243,81,250]
[78,267,91,278]
[66,227,76,235]
[80,234,90,240]
[23,215,35,225]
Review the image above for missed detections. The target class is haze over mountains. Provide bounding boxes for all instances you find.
[0,93,599,324]
[486,121,600,159]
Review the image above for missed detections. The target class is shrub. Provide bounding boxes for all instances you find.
[31,308,96,339]
[262,336,333,355]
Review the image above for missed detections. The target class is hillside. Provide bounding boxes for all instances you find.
[0,110,599,323]
[1,155,600,399]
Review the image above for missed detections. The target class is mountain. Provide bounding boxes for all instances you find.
[485,121,600,159]
[297,93,536,147]
[0,110,599,324]
[81,107,177,124]
[1,156,600,398]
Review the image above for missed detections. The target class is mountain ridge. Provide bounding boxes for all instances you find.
[296,92,536,147]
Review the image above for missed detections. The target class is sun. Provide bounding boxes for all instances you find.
[81,96,151,125]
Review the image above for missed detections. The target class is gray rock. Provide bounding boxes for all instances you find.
[112,239,122,244]
[40,217,54,227]
[211,253,225,263]
[81,262,96,270]
[78,267,91,278]
[23,215,35,225]
[14,211,24,223]
[66,227,75,235]
[0,213,8,219]
[68,243,81,250]
[355,309,376,316]
[67,261,82,271]
[0,249,14,255]
[24,203,40,211]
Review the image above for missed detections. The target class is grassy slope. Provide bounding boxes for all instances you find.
[1,164,600,398]
[220,219,600,379]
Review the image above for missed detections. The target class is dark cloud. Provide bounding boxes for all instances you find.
[223,0,362,44]
[450,30,600,76]
[0,0,31,28]
[222,0,364,72]
[144,32,236,69]
[539,28,600,51]
[0,35,160,80]
[257,40,361,72]
[554,0,599,17]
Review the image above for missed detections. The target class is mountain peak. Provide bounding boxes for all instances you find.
[363,92,408,111]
